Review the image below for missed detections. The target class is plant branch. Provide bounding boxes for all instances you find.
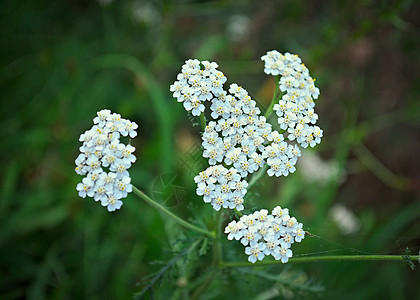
[199,113,207,131]
[212,212,224,267]
[234,208,244,217]
[132,186,215,238]
[248,165,268,190]
[264,76,280,119]
[220,255,420,267]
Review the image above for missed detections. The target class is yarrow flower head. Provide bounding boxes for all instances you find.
[75,109,137,212]
[170,59,227,116]
[224,207,305,263]
[261,50,323,149]
[172,52,322,213]
[194,165,247,211]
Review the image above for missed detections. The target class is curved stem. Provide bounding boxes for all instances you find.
[264,76,280,119]
[132,186,215,238]
[220,255,420,267]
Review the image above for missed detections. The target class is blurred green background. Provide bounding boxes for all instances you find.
[1,0,419,299]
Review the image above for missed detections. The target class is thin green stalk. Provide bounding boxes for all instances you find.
[212,212,224,266]
[191,209,224,299]
[220,255,420,267]
[247,76,281,193]
[132,186,215,238]
[199,113,207,131]
[234,209,243,217]
[264,76,280,119]
[247,165,268,190]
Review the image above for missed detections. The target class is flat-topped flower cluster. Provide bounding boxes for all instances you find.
[224,207,305,263]
[171,52,322,212]
[75,109,137,212]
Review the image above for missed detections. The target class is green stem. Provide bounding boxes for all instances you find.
[212,212,224,267]
[248,165,268,190]
[234,208,244,217]
[264,76,280,119]
[132,186,215,238]
[199,113,207,131]
[220,255,420,267]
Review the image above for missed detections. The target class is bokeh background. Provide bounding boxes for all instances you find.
[1,0,419,299]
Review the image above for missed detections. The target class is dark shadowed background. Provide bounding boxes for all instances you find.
[0,0,419,299]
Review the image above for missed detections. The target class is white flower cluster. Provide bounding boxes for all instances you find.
[75,109,138,212]
[194,165,248,211]
[172,53,322,214]
[203,83,278,174]
[224,207,305,263]
[262,50,323,148]
[170,59,227,116]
